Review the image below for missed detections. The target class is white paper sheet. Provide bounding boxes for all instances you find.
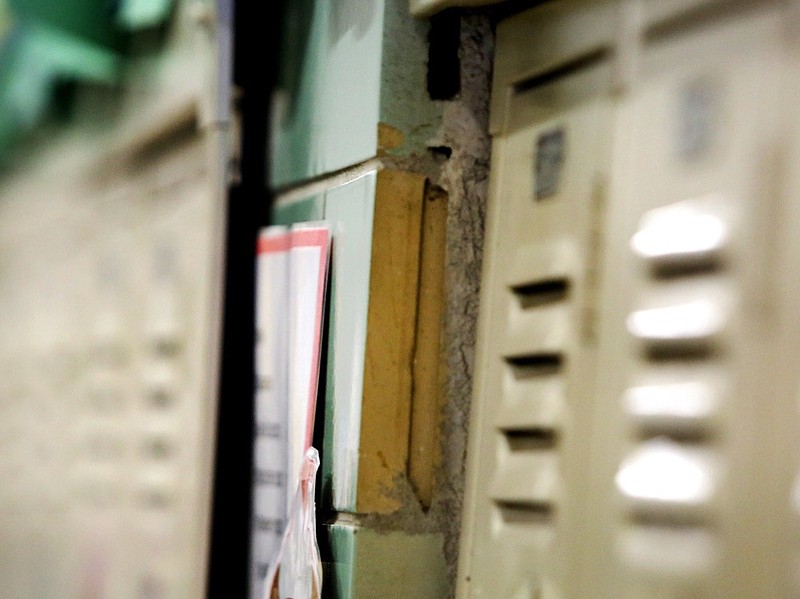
[250,224,330,599]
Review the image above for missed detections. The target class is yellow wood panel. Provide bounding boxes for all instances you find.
[409,184,448,509]
[357,170,448,514]
[357,170,425,514]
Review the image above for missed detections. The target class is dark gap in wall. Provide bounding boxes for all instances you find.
[314,257,333,513]
[427,8,461,100]
[207,181,257,599]
[314,268,335,599]
[428,145,453,162]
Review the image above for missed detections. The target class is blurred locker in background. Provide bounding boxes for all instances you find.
[10,0,800,597]
[0,1,231,597]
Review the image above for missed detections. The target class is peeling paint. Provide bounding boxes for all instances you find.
[378,122,405,152]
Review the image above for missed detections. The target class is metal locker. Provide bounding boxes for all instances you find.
[459,0,800,597]
[457,2,619,597]
[590,2,800,598]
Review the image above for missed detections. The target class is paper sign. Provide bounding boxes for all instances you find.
[250,224,330,599]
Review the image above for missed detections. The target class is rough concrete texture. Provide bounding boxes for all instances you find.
[379,0,443,156]
[432,13,493,593]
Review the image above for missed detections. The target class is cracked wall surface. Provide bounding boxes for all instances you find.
[431,13,493,592]
[354,13,494,596]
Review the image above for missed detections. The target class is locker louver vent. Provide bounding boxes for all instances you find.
[505,352,563,374]
[511,278,570,308]
[617,199,730,576]
[460,15,617,590]
[491,273,572,530]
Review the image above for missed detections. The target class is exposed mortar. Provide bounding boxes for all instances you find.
[430,13,493,594]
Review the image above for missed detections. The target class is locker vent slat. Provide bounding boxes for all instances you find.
[511,277,570,308]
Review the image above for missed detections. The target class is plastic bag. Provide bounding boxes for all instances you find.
[263,447,323,599]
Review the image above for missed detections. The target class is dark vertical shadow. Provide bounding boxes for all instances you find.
[427,8,461,100]
[312,256,335,598]
[206,0,282,596]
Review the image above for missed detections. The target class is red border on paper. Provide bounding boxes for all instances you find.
[256,226,330,452]
[257,232,291,254]
[292,228,329,450]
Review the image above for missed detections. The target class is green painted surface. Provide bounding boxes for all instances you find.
[321,173,376,512]
[328,523,356,599]
[0,0,178,154]
[327,525,449,599]
[10,0,123,50]
[272,172,377,514]
[270,0,384,188]
[379,0,441,156]
[116,0,174,29]
[271,194,325,226]
[354,530,448,598]
[270,0,441,188]
[0,2,11,38]
[0,21,119,153]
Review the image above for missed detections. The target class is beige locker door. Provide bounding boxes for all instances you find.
[588,4,800,598]
[457,50,616,598]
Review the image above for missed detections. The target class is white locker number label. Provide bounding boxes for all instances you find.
[677,78,719,161]
[535,127,566,200]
